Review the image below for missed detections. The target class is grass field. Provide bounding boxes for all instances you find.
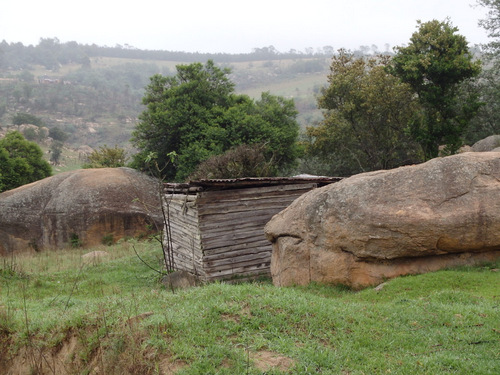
[1,241,499,374]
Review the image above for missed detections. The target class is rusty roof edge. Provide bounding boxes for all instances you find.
[164,176,343,191]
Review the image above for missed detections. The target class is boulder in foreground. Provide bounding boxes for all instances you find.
[265,153,500,288]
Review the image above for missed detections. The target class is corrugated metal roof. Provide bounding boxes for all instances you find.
[164,176,343,192]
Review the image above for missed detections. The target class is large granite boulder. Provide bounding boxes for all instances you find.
[265,153,500,289]
[471,135,500,152]
[0,167,162,254]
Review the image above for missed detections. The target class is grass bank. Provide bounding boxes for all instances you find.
[0,241,499,374]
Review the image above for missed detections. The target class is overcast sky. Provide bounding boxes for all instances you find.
[0,0,491,53]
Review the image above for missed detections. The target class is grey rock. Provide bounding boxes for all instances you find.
[0,167,162,253]
[162,270,200,290]
[471,135,500,152]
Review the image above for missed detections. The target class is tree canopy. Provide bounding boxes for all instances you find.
[465,0,500,142]
[477,0,500,55]
[0,131,52,192]
[391,20,482,159]
[304,50,421,176]
[12,112,44,127]
[131,60,301,181]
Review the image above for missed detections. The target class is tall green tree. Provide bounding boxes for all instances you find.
[391,20,482,159]
[0,131,52,192]
[49,141,64,165]
[465,0,500,143]
[131,60,300,181]
[477,0,500,54]
[305,50,421,176]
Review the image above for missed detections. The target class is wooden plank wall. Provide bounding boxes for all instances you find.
[196,183,317,281]
[163,194,205,278]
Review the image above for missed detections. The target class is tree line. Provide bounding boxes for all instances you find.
[3,2,500,191]
[0,38,347,72]
[132,18,489,181]
[305,19,483,176]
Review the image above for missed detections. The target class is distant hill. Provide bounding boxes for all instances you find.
[0,39,382,171]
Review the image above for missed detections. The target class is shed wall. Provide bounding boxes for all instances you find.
[163,194,205,278]
[164,183,317,281]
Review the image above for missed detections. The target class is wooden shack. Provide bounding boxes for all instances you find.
[163,176,341,281]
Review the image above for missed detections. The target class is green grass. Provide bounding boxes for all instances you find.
[1,242,499,374]
[38,144,85,175]
[239,72,326,99]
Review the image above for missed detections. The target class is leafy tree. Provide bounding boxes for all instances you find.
[465,0,500,143]
[304,50,422,176]
[12,112,44,127]
[50,141,64,165]
[22,126,47,142]
[37,37,61,70]
[131,60,300,181]
[0,131,52,192]
[48,126,69,142]
[0,148,8,192]
[391,20,482,159]
[477,0,500,54]
[83,145,128,168]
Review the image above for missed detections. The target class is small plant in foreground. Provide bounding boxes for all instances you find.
[70,233,81,248]
[102,233,114,246]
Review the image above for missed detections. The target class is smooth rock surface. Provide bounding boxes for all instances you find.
[265,153,500,288]
[471,134,500,152]
[162,270,200,290]
[0,167,162,254]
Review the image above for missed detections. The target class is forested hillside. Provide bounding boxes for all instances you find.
[0,36,490,179]
[0,39,338,166]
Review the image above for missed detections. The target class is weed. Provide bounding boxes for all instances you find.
[28,238,40,252]
[101,233,114,246]
[70,233,81,248]
[0,309,14,335]
[1,253,20,278]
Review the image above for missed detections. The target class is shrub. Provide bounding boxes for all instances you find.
[102,234,114,246]
[70,233,81,248]
[83,145,127,168]
[48,126,68,142]
[0,131,52,192]
[12,112,44,127]
[189,143,276,180]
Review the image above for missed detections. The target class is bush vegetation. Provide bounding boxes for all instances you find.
[83,145,128,168]
[188,143,275,180]
[0,131,51,192]
[131,61,301,181]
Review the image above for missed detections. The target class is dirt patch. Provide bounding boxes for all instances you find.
[221,312,240,323]
[251,350,296,372]
[221,302,252,324]
[1,328,183,375]
[125,311,154,326]
[0,331,13,370]
[4,332,87,375]
[159,358,188,374]
[240,303,252,318]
